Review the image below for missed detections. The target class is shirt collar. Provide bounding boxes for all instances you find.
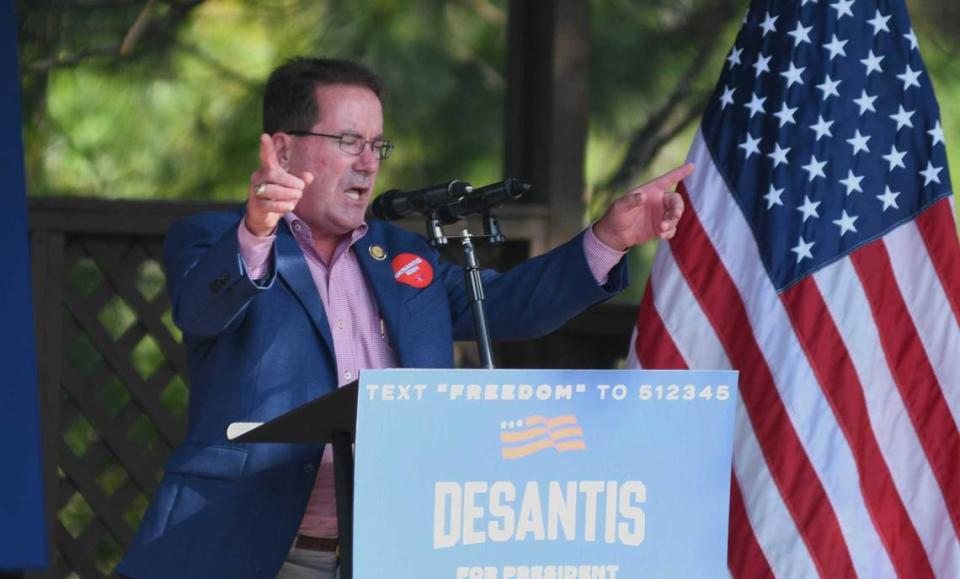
[283,213,369,261]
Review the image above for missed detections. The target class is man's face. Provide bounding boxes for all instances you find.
[284,84,383,239]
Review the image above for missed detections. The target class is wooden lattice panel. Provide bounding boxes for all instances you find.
[51,234,188,578]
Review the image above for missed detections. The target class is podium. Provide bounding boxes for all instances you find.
[228,381,360,578]
[229,368,737,579]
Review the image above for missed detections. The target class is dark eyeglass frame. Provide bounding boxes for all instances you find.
[285,130,394,160]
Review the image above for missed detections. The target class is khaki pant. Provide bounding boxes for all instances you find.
[275,544,338,579]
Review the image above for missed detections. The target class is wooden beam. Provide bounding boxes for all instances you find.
[505,0,590,251]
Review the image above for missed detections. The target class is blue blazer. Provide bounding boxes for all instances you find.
[118,209,627,578]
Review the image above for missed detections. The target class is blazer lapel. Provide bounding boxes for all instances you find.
[354,229,411,363]
[275,221,335,356]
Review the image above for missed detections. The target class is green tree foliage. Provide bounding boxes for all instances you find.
[16,0,960,313]
[588,0,741,194]
[17,0,960,223]
[18,0,509,200]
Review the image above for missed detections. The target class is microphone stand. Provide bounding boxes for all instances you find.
[425,211,503,369]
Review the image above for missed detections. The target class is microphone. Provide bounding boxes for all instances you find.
[437,178,530,224]
[371,180,473,221]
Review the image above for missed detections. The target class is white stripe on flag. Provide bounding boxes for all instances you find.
[885,222,960,429]
[649,245,724,364]
[813,257,960,575]
[732,399,818,579]
[650,246,724,366]
[623,326,641,369]
[681,133,896,577]
[649,246,819,577]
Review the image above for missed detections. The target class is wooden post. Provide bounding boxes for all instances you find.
[27,227,63,579]
[505,0,591,253]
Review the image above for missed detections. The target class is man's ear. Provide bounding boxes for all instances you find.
[272,133,292,170]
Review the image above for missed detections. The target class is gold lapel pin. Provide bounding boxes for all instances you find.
[369,245,387,261]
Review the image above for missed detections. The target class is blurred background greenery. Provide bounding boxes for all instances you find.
[17,0,960,298]
[18,1,959,204]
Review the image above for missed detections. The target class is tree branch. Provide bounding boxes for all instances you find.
[59,0,145,8]
[601,0,739,193]
[26,44,123,73]
[176,40,259,88]
[637,92,709,172]
[602,46,714,192]
[22,0,205,73]
[120,0,158,56]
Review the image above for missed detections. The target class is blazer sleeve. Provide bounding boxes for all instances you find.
[163,211,278,340]
[441,229,629,342]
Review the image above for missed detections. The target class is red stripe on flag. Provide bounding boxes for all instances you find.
[782,277,934,578]
[851,241,960,537]
[634,282,686,369]
[635,278,773,577]
[915,199,960,326]
[728,473,775,579]
[670,183,856,578]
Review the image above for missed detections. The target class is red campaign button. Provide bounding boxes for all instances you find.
[391,253,434,288]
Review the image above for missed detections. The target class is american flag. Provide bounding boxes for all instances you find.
[627,0,960,576]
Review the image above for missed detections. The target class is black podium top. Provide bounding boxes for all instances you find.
[228,381,358,443]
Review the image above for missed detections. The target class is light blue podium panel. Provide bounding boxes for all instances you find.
[355,369,738,579]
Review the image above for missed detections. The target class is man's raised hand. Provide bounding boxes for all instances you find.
[244,134,314,237]
[592,163,694,251]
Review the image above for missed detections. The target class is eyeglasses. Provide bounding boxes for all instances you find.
[285,130,394,160]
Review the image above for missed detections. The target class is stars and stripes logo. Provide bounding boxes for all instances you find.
[499,415,587,460]
[628,0,960,577]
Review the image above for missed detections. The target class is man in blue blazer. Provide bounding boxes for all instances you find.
[119,57,691,579]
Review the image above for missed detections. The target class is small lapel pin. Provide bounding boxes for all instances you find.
[369,245,387,261]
